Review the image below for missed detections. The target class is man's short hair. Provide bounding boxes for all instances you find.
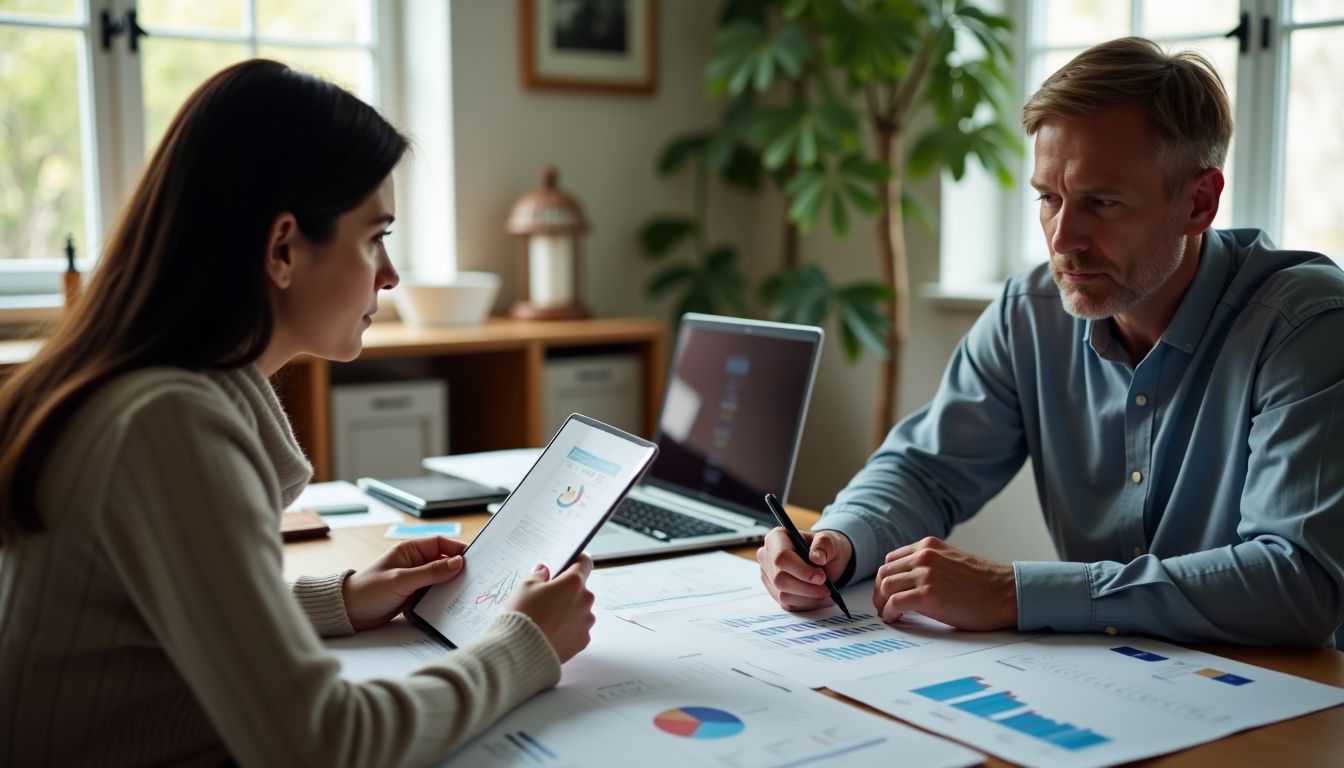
[1022,37,1233,195]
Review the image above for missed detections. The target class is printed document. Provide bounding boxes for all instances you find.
[589,550,763,618]
[632,580,1032,688]
[830,633,1344,768]
[447,613,982,768]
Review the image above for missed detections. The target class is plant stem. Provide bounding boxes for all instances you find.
[873,123,909,450]
[692,153,708,262]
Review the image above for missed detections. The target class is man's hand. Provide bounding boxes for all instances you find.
[757,528,853,612]
[343,536,467,631]
[873,536,1018,631]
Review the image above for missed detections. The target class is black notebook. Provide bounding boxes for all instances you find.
[357,474,508,517]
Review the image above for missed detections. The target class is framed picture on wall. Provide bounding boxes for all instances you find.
[520,0,658,94]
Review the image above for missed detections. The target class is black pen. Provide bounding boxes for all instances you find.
[763,493,852,620]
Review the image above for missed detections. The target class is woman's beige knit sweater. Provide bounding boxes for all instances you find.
[0,365,559,766]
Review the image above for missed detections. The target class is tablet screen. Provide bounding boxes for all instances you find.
[411,415,657,647]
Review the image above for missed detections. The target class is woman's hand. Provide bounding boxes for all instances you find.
[342,536,467,631]
[506,555,596,663]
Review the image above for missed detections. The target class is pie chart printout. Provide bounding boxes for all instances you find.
[653,706,745,739]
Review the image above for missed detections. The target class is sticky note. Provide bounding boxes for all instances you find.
[385,523,463,539]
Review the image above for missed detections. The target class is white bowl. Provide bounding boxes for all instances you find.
[391,272,500,328]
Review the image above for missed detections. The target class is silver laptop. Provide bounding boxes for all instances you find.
[586,313,823,561]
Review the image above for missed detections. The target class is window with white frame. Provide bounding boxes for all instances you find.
[0,0,390,299]
[941,0,1344,291]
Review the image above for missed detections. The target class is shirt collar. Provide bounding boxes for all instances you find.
[1081,232,1231,363]
[1159,231,1231,354]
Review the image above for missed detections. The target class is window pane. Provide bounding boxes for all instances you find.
[1293,0,1344,24]
[1283,26,1344,258]
[0,25,85,261]
[141,39,248,155]
[138,0,245,34]
[257,0,370,43]
[257,45,372,101]
[0,0,79,20]
[1142,1,1239,38]
[1040,0,1128,48]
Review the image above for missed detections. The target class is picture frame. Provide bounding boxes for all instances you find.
[520,0,658,94]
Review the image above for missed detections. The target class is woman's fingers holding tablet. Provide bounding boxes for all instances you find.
[509,555,596,663]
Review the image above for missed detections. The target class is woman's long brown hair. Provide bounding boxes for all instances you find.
[0,60,407,543]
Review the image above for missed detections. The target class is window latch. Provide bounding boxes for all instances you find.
[1224,11,1249,55]
[100,9,149,53]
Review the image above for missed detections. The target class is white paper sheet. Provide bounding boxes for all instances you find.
[287,481,404,529]
[588,551,763,618]
[447,615,982,768]
[324,618,448,682]
[632,580,1034,688]
[423,448,543,492]
[830,633,1344,768]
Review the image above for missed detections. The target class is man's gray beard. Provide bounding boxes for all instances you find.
[1053,224,1187,321]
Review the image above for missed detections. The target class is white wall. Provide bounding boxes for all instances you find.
[441,1,1057,564]
[447,0,758,317]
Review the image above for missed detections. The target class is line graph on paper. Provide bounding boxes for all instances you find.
[474,569,520,609]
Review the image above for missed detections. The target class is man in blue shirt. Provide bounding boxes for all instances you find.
[758,37,1344,647]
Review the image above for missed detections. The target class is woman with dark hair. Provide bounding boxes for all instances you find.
[0,60,595,766]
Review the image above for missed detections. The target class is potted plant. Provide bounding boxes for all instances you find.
[642,0,1018,448]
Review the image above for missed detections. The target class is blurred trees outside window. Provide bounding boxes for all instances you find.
[1,0,379,292]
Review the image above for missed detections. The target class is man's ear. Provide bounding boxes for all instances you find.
[1183,167,1224,235]
[265,213,299,289]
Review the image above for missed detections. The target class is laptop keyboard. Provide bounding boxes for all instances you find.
[611,498,734,541]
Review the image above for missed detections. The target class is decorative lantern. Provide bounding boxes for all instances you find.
[506,166,590,320]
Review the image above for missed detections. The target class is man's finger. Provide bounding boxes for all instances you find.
[807,531,842,565]
[764,528,825,584]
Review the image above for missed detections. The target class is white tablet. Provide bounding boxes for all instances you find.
[409,414,657,648]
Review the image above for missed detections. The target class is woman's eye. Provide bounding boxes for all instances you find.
[373,229,392,245]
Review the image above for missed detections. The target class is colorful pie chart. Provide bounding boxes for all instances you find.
[653,706,745,739]
[556,485,584,508]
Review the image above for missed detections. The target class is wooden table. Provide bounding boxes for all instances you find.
[284,507,1344,767]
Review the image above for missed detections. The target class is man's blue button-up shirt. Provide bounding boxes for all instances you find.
[815,229,1344,647]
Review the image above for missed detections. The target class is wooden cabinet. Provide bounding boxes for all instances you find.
[0,318,666,483]
[275,317,666,480]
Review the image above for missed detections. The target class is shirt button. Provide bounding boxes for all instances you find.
[1135,394,1148,407]
[1132,546,1144,557]
[1131,471,1143,484]
[1105,626,1118,635]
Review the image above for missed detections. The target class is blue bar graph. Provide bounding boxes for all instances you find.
[913,677,1112,752]
[911,676,989,702]
[953,692,1027,717]
[999,712,1110,750]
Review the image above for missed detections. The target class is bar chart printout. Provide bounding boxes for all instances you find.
[912,677,1111,751]
[449,614,983,768]
[631,583,1031,688]
[831,634,1344,768]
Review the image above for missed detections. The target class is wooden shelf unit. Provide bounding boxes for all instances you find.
[276,317,666,480]
[0,318,667,483]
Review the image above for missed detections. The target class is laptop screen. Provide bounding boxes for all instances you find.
[646,315,822,520]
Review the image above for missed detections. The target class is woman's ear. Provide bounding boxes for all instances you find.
[265,213,299,289]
